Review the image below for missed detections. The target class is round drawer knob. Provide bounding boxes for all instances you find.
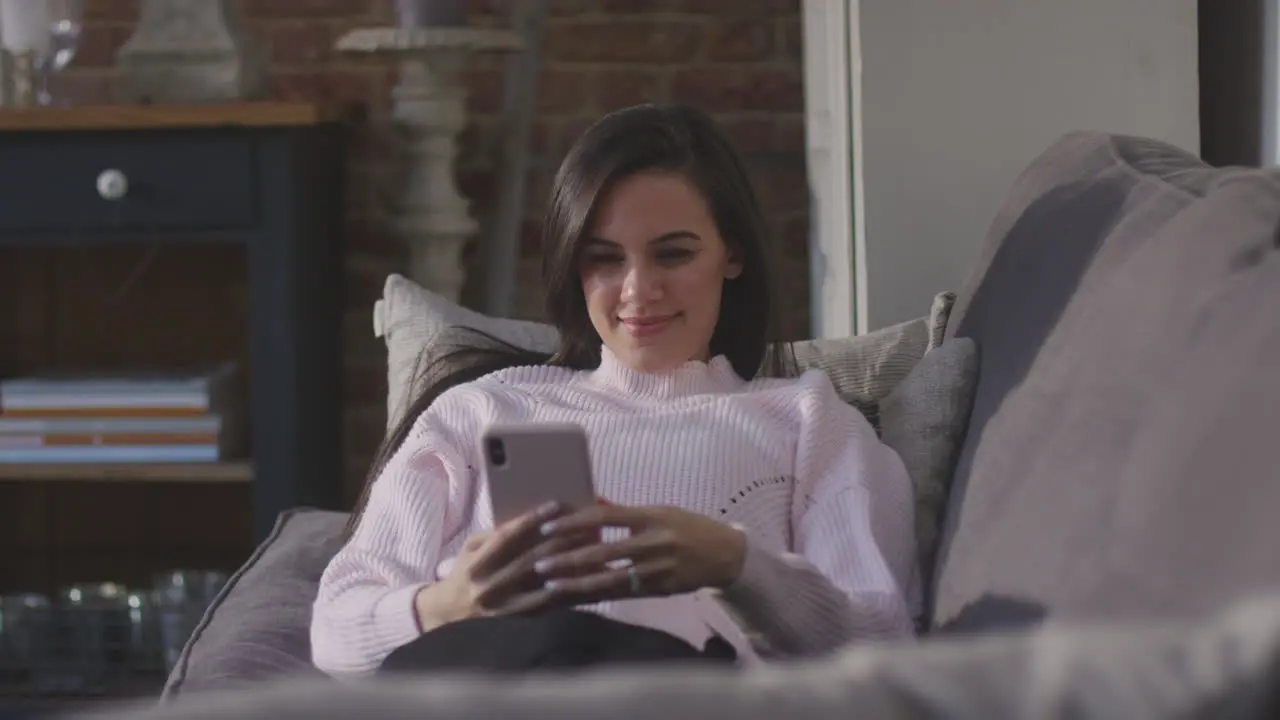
[96,169,129,201]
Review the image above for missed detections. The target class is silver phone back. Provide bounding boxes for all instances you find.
[480,423,596,523]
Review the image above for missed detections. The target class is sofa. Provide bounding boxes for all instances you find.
[73,131,1280,718]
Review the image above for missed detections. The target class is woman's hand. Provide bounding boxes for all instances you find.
[413,502,597,631]
[532,504,748,605]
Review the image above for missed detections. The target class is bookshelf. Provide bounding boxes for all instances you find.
[0,102,347,614]
[0,462,253,483]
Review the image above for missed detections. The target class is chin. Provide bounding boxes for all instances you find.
[610,342,693,374]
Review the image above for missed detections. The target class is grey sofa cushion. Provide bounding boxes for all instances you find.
[162,509,347,700]
[88,591,1280,720]
[934,131,1280,632]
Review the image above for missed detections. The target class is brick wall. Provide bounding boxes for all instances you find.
[68,0,810,500]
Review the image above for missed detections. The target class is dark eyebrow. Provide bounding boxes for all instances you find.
[584,231,702,248]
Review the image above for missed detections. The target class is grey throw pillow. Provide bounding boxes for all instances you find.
[927,292,956,352]
[790,316,929,433]
[161,509,348,700]
[878,338,979,592]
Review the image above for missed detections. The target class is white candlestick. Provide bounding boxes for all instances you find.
[1,0,51,54]
[336,27,523,302]
[396,0,465,28]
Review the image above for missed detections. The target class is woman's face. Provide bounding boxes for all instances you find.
[579,171,742,374]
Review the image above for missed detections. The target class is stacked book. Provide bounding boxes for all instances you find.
[0,365,244,464]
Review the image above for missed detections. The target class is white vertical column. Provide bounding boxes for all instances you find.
[802,0,859,337]
[336,28,522,303]
[1263,0,1280,166]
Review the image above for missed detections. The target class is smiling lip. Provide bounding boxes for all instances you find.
[619,314,678,338]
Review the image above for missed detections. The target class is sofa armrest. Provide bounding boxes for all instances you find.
[91,594,1280,720]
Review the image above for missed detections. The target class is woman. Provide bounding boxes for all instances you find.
[312,104,918,677]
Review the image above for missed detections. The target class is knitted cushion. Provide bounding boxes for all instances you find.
[375,274,557,430]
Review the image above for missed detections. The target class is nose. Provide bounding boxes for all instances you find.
[620,261,662,304]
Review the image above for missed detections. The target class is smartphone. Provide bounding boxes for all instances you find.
[480,423,597,524]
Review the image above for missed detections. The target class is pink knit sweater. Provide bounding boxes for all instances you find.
[311,348,918,676]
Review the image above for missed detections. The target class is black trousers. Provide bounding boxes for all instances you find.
[379,608,738,674]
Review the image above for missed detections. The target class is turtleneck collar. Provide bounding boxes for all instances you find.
[589,345,743,400]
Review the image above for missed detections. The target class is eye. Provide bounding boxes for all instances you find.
[581,252,623,267]
[656,248,695,264]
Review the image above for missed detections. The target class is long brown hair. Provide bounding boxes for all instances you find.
[345,104,793,537]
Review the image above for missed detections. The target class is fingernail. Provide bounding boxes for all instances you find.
[535,501,560,518]
[543,580,564,591]
[539,521,557,536]
[533,558,555,574]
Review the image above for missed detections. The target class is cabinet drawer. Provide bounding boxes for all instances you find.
[0,131,256,235]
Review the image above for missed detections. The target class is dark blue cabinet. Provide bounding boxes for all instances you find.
[0,103,348,542]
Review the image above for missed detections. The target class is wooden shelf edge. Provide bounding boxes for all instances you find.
[0,461,253,482]
[0,102,354,132]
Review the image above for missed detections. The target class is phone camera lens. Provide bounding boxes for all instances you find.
[487,438,507,467]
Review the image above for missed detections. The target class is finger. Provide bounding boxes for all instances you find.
[473,530,596,609]
[488,585,557,616]
[540,503,654,538]
[461,531,491,554]
[543,558,676,605]
[533,530,668,580]
[479,530,592,600]
[471,501,567,579]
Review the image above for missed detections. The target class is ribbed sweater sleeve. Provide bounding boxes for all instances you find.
[718,372,918,657]
[310,398,475,677]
